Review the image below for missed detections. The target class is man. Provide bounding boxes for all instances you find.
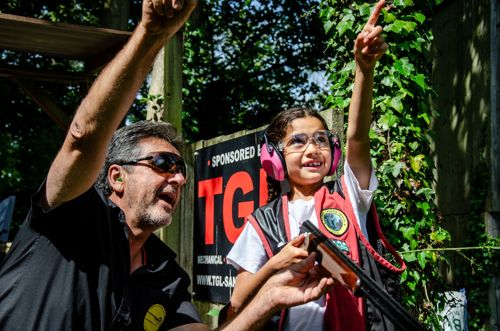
[0,0,333,330]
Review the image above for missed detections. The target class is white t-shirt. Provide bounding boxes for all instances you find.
[227,162,378,331]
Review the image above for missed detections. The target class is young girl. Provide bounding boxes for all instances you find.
[227,1,405,330]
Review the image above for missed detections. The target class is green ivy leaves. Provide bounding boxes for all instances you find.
[320,0,449,327]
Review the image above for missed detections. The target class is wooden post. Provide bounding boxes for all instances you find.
[147,33,183,130]
[14,78,70,131]
[102,0,129,30]
[148,33,184,257]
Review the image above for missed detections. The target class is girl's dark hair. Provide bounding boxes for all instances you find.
[265,107,329,202]
[96,120,183,197]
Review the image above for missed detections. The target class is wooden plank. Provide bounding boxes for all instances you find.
[13,78,70,131]
[163,34,183,129]
[146,34,183,129]
[491,0,500,211]
[0,13,130,60]
[146,47,166,122]
[0,64,89,84]
[179,144,196,279]
[102,0,130,31]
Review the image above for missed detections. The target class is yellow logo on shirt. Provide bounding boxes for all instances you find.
[144,304,166,331]
[321,208,348,236]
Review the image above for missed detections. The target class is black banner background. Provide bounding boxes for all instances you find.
[193,131,268,303]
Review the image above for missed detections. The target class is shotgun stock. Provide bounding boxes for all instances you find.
[300,220,427,331]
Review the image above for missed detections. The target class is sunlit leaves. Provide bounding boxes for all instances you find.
[377,112,398,131]
[394,57,415,76]
[430,229,450,245]
[410,154,426,173]
[183,0,332,142]
[320,0,450,326]
[336,12,354,36]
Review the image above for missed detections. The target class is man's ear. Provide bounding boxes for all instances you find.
[109,165,125,193]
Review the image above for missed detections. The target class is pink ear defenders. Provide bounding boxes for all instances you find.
[259,130,342,181]
[260,132,288,181]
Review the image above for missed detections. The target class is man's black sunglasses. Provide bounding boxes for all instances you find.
[118,152,186,177]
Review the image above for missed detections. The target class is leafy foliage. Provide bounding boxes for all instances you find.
[1,0,102,23]
[182,0,331,142]
[0,80,66,236]
[0,0,142,235]
[319,0,451,327]
[0,0,331,235]
[0,1,496,329]
[454,160,500,329]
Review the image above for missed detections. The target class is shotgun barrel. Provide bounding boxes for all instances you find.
[300,220,427,331]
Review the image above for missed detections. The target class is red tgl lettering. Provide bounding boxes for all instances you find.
[198,177,223,244]
[223,171,254,244]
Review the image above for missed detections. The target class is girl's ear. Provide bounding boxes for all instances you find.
[109,165,125,193]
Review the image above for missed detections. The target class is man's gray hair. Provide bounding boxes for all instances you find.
[96,120,184,196]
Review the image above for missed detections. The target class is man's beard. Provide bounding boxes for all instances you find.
[134,196,174,229]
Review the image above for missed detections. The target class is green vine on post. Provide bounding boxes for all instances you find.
[319,0,450,328]
[455,160,500,330]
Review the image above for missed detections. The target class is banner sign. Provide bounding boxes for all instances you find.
[193,131,268,303]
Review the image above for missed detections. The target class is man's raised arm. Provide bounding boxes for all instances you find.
[45,0,197,209]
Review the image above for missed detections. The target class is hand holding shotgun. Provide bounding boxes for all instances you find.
[299,220,428,331]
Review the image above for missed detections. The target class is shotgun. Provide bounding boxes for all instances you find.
[300,220,427,331]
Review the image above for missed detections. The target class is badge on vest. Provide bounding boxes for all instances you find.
[321,208,349,236]
[144,304,166,331]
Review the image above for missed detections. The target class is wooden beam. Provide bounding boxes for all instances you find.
[85,43,126,73]
[13,78,70,131]
[0,13,130,60]
[102,0,130,31]
[0,64,89,84]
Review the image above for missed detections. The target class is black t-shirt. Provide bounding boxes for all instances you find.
[0,184,201,331]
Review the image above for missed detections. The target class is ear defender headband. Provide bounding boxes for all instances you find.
[329,133,342,176]
[259,130,342,181]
